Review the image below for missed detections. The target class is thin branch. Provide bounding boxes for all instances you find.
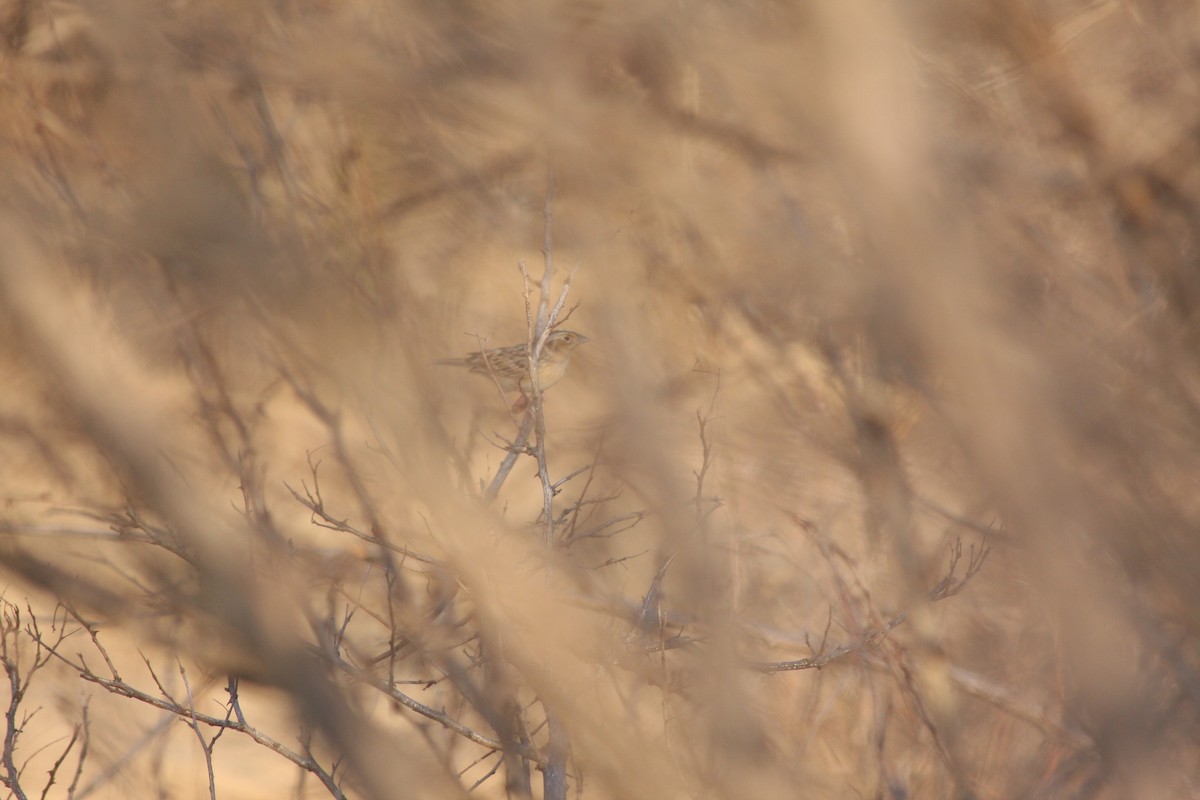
[751,537,989,672]
[466,752,504,792]
[536,165,556,338]
[561,436,607,542]
[0,605,29,800]
[71,712,174,800]
[39,721,80,800]
[330,654,533,762]
[483,412,535,504]
[285,471,444,568]
[75,669,347,800]
[532,166,573,800]
[947,665,1092,749]
[178,662,217,800]
[693,371,722,520]
[565,511,651,543]
[64,700,89,800]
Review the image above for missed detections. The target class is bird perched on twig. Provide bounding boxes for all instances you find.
[435,330,589,401]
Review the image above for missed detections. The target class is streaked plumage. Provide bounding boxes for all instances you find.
[436,330,589,394]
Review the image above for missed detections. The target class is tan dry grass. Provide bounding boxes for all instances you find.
[1,1,1199,798]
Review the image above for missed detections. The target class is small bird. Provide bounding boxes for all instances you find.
[435,330,589,397]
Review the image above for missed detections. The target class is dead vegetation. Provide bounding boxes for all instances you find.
[0,1,1199,798]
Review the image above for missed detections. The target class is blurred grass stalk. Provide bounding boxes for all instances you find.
[0,1,1199,798]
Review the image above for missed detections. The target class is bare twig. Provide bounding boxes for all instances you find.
[561,437,607,542]
[40,721,80,800]
[285,459,444,568]
[465,752,504,792]
[178,662,217,800]
[518,262,580,544]
[535,165,556,337]
[329,652,532,761]
[947,665,1092,749]
[0,600,74,800]
[0,604,30,800]
[75,668,348,800]
[693,371,722,520]
[277,365,404,588]
[751,537,989,673]
[72,711,174,800]
[64,700,89,800]
[566,511,651,543]
[530,166,573,800]
[483,412,535,503]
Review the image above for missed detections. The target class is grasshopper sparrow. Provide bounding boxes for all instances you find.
[436,330,589,395]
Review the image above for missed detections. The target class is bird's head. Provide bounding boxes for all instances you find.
[543,330,589,355]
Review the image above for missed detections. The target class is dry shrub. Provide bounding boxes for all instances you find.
[0,1,1198,798]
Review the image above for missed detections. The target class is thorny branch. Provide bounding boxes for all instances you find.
[524,165,575,800]
[178,662,218,800]
[0,602,83,800]
[42,647,349,800]
[751,536,991,672]
[484,412,535,504]
[602,532,990,675]
[284,453,444,568]
[519,257,579,547]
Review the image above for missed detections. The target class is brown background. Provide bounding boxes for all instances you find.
[1,1,1198,798]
